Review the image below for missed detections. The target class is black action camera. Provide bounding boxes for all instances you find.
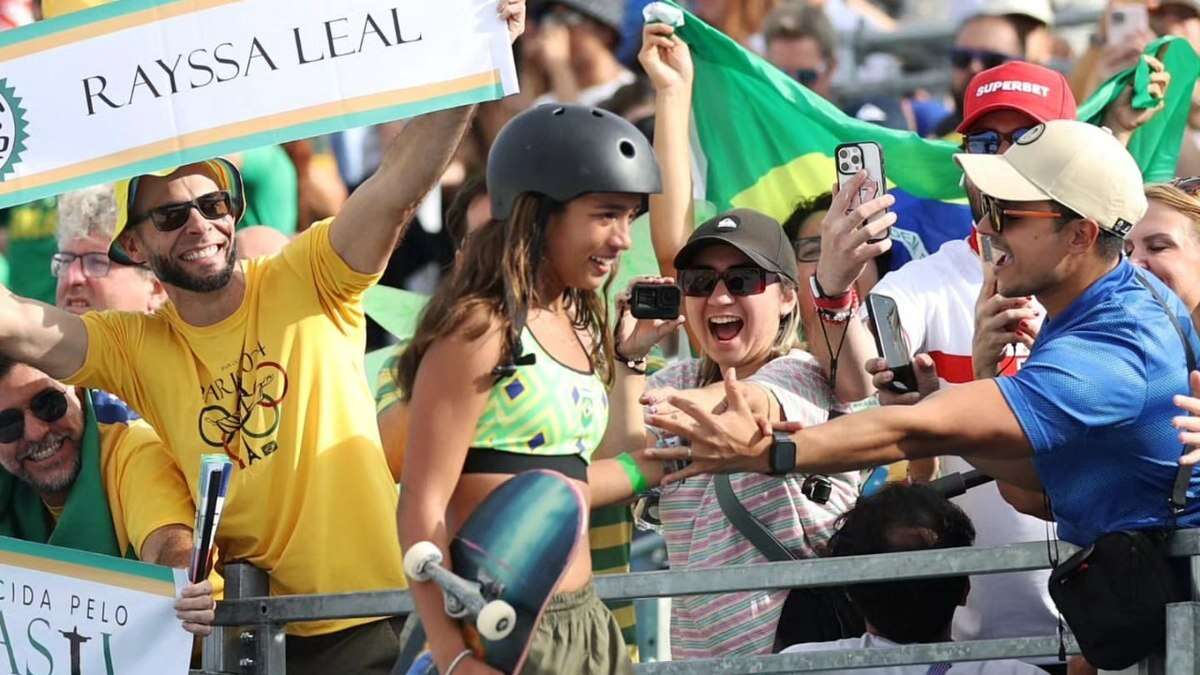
[631,283,682,320]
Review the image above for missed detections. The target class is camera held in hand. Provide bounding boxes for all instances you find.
[631,283,682,320]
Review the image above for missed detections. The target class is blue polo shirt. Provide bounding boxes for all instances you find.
[996,260,1200,545]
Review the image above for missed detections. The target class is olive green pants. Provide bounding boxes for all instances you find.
[520,583,633,675]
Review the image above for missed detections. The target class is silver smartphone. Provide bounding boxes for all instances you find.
[835,141,889,243]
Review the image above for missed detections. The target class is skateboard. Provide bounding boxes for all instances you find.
[401,470,586,674]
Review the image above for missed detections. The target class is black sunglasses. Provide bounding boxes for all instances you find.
[962,128,1035,155]
[979,194,1073,234]
[677,267,782,297]
[0,389,68,444]
[949,46,1015,71]
[134,191,233,232]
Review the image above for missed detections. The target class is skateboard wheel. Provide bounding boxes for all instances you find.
[403,541,443,582]
[476,600,516,641]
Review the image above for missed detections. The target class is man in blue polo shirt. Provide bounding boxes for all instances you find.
[646,119,1200,547]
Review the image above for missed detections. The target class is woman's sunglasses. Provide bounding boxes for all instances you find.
[0,389,68,444]
[1170,176,1200,196]
[677,267,782,297]
[134,191,234,232]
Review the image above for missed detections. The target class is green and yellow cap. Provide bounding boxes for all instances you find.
[110,157,245,264]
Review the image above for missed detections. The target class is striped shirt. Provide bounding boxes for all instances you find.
[648,351,859,659]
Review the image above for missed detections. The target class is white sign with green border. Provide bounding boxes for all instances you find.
[0,536,189,674]
[0,0,517,208]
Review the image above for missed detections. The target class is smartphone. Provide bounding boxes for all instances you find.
[835,141,889,244]
[631,283,682,320]
[979,233,996,264]
[1108,4,1149,47]
[866,292,918,395]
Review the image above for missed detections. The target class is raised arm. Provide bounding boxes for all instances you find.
[641,23,694,279]
[647,374,1037,489]
[329,1,526,274]
[0,287,88,380]
[807,174,892,402]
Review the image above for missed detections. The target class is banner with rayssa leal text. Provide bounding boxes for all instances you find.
[0,0,518,208]
[0,536,190,675]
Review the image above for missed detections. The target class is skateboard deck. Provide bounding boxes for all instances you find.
[404,469,585,674]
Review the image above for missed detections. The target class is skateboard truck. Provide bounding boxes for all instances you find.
[404,541,518,642]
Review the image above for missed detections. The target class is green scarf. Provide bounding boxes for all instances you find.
[0,390,124,557]
[1078,35,1200,183]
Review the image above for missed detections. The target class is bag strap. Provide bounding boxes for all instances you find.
[1134,270,1196,514]
[713,474,797,562]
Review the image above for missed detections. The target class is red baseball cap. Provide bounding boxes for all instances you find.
[957,61,1077,133]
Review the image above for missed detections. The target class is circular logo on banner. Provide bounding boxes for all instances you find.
[1016,124,1045,146]
[0,79,29,182]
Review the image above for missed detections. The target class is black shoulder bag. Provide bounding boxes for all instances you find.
[713,474,864,652]
[1046,271,1194,670]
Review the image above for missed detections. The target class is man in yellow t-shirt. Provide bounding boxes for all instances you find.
[0,98,516,673]
[0,356,214,634]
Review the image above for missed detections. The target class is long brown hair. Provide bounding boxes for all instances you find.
[396,193,615,400]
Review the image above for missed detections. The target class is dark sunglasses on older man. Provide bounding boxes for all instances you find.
[678,267,782,297]
[0,389,68,444]
[962,128,1036,155]
[134,190,233,232]
[979,194,1074,234]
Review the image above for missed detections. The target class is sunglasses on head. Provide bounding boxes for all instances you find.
[949,46,1016,70]
[979,194,1073,234]
[1170,176,1200,196]
[677,267,782,297]
[962,128,1035,155]
[134,191,233,233]
[0,389,68,444]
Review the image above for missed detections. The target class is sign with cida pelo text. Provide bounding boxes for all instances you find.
[0,0,518,208]
[0,536,190,674]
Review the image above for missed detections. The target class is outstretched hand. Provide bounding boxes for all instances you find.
[1104,54,1171,139]
[614,276,686,361]
[645,368,773,481]
[816,173,895,296]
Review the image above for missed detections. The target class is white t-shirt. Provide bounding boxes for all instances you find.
[782,633,1046,674]
[871,238,1057,644]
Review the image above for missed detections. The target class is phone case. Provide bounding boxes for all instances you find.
[865,293,918,394]
[835,141,889,243]
[1108,5,1148,46]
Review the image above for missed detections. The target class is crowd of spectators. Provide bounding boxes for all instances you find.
[3,0,1200,674]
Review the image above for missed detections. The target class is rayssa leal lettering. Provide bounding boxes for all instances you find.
[80,7,422,117]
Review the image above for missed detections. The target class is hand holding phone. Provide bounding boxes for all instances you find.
[1108,3,1149,47]
[866,292,918,394]
[835,141,889,244]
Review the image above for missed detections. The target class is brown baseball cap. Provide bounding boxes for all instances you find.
[673,208,799,284]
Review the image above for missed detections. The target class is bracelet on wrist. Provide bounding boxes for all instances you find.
[445,649,473,675]
[616,452,650,494]
[613,345,648,374]
[809,275,854,306]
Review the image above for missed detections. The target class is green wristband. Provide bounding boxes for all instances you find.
[616,452,650,494]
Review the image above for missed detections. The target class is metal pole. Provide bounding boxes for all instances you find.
[254,623,287,675]
[1165,603,1200,675]
[205,563,270,674]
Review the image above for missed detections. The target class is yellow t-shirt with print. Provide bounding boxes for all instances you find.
[66,220,404,636]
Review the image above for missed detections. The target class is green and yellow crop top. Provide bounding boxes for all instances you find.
[463,328,609,482]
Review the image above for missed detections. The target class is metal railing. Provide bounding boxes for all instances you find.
[190,528,1200,675]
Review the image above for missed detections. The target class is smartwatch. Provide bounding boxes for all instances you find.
[768,430,796,476]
